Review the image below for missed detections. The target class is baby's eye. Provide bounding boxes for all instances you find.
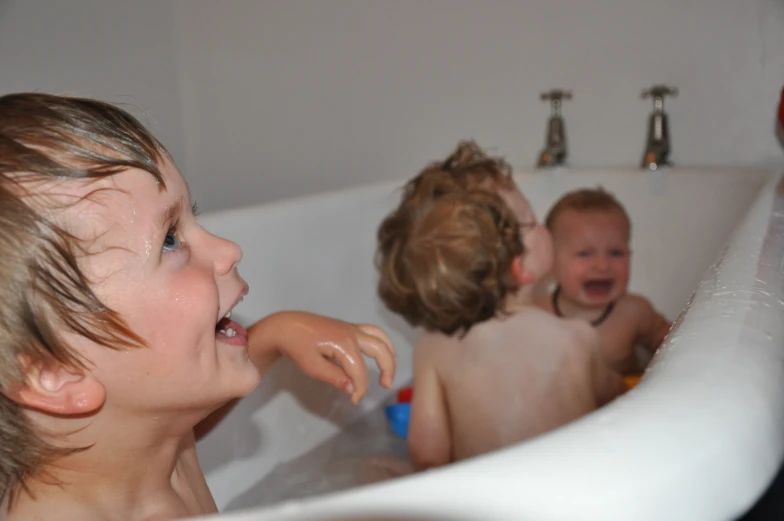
[576,250,591,258]
[163,227,182,253]
[609,249,626,257]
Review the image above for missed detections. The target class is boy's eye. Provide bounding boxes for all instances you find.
[163,227,181,253]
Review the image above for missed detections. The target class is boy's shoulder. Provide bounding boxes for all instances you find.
[416,304,598,349]
[502,305,599,349]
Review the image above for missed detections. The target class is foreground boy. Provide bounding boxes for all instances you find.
[0,93,395,520]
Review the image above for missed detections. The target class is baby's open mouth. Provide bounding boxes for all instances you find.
[583,279,614,298]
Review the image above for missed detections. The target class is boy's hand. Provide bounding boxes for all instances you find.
[249,311,396,404]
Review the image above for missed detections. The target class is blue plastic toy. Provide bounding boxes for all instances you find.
[384,402,411,439]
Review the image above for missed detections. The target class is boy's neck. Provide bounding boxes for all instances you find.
[13,408,211,520]
[504,282,538,311]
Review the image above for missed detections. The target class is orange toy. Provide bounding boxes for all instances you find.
[624,374,642,390]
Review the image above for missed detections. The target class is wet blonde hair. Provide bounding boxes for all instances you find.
[0,92,170,502]
[545,187,631,233]
[376,141,524,336]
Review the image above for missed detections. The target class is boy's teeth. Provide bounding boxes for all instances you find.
[219,327,237,338]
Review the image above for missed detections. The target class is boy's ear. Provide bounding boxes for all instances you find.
[511,255,537,286]
[9,360,105,416]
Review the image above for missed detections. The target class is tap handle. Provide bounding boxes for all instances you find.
[641,85,678,99]
[540,89,572,116]
[642,85,678,110]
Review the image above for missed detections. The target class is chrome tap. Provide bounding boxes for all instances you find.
[536,89,572,168]
[640,85,678,170]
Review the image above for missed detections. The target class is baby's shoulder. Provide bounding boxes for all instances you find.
[617,293,657,317]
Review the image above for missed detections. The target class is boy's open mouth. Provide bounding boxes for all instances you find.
[583,279,614,298]
[216,311,249,344]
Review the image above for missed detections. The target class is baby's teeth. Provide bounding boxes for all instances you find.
[226,327,236,338]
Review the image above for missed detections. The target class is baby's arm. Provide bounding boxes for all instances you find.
[408,352,451,470]
[573,321,625,406]
[633,296,672,352]
[592,350,626,406]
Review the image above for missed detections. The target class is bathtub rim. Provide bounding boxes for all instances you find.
[198,165,777,222]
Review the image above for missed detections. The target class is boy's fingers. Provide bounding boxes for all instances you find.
[357,324,396,360]
[358,324,397,371]
[356,330,396,389]
[325,341,369,404]
[303,356,356,398]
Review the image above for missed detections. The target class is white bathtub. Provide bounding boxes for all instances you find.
[194,166,784,521]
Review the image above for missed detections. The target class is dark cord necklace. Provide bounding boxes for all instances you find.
[552,285,615,327]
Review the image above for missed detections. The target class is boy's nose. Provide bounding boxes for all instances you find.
[212,235,243,276]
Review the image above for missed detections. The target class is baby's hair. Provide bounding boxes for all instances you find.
[545,187,631,233]
[0,92,171,502]
[376,140,523,336]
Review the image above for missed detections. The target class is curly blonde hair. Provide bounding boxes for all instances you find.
[376,141,524,336]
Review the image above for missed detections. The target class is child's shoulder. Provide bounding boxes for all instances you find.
[506,305,599,347]
[559,315,600,347]
[617,293,658,316]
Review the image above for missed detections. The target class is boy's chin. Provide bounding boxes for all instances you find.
[220,366,262,400]
[214,350,262,393]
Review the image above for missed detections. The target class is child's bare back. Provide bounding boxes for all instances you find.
[410,306,622,463]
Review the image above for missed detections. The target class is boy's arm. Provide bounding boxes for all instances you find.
[408,357,451,470]
[195,311,396,440]
[247,311,396,404]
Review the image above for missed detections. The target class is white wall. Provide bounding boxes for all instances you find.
[1,1,782,213]
[173,0,784,212]
[0,0,186,168]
